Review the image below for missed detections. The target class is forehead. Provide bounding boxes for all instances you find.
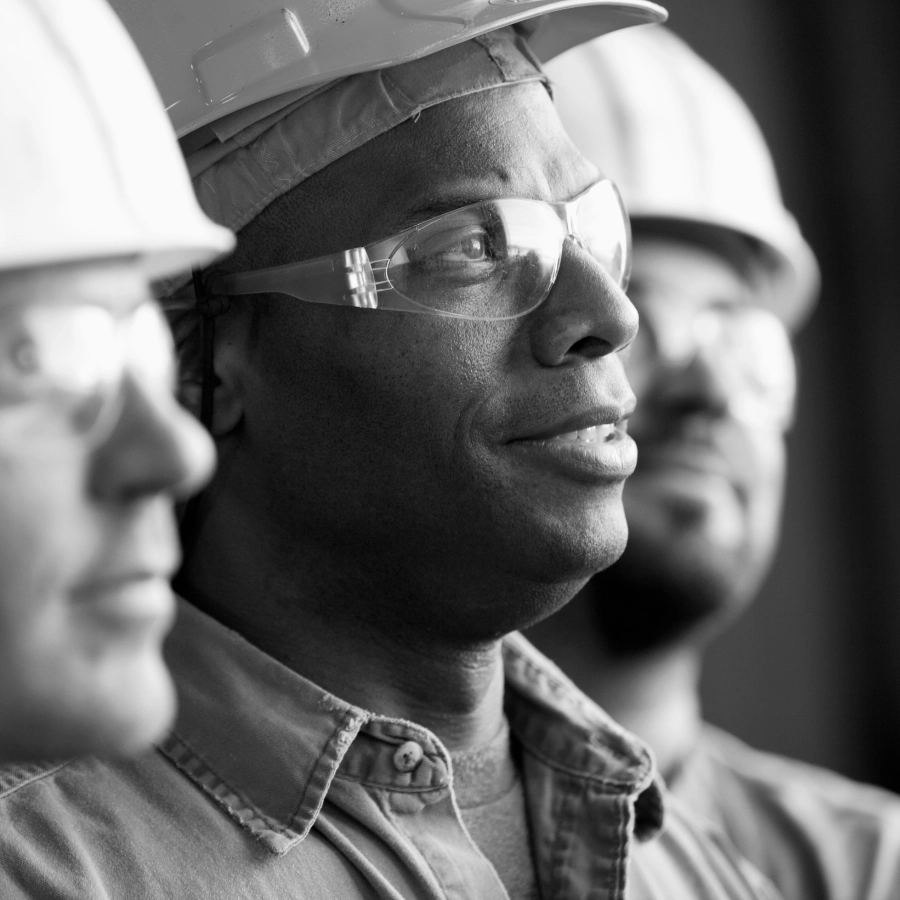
[234,82,601,269]
[382,83,600,208]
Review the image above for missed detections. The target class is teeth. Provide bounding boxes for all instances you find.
[554,424,616,443]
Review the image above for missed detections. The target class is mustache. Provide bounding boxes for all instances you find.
[629,412,759,487]
[632,411,734,448]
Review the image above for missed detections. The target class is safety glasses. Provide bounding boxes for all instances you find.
[0,300,175,452]
[628,298,796,427]
[207,179,631,320]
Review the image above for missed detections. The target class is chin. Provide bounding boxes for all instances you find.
[88,649,179,756]
[0,643,177,763]
[509,491,631,586]
[592,512,757,657]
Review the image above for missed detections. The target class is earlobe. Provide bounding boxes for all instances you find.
[206,331,246,437]
[208,367,244,436]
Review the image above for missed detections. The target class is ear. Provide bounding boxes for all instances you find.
[177,312,247,438]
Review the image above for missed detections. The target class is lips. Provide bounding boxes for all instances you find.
[508,407,637,483]
[72,571,177,636]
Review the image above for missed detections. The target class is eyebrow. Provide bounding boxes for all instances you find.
[387,194,490,234]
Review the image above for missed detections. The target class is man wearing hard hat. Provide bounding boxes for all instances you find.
[529,25,900,900]
[0,0,232,763]
[0,2,782,899]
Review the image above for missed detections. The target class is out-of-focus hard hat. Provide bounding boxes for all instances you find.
[1,0,234,278]
[108,0,667,139]
[546,25,819,329]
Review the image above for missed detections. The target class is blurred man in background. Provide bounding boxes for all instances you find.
[0,0,232,762]
[529,25,900,899]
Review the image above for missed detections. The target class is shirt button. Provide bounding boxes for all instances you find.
[393,740,424,773]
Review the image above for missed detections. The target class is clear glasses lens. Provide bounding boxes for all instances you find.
[574,180,631,290]
[387,200,563,319]
[383,182,630,319]
[0,301,175,451]
[715,307,796,425]
[629,303,796,426]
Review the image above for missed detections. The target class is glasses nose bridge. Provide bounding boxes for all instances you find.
[559,196,587,252]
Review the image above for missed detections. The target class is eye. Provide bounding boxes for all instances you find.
[454,233,488,262]
[0,324,45,400]
[10,338,40,376]
[419,224,498,266]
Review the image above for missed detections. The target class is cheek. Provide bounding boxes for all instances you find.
[255,310,513,468]
[746,430,787,525]
[0,454,94,659]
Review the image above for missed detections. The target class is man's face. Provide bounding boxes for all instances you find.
[218,82,638,640]
[0,260,214,760]
[594,236,792,654]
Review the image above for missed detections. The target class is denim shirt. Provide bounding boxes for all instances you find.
[0,601,780,900]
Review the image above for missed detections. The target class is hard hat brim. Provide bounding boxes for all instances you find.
[0,227,235,282]
[632,213,820,332]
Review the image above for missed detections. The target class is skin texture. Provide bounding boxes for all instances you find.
[181,82,638,751]
[528,236,792,775]
[0,260,214,762]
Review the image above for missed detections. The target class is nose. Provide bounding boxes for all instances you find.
[628,319,732,421]
[89,373,216,504]
[529,238,639,367]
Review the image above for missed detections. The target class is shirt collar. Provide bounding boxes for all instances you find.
[161,599,663,854]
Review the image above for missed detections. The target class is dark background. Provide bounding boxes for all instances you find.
[661,0,900,788]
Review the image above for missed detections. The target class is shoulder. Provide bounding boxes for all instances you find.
[675,724,900,900]
[0,754,380,900]
[697,724,900,822]
[0,751,217,899]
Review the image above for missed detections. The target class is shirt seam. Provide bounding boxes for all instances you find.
[287,707,368,831]
[515,735,640,794]
[0,759,73,801]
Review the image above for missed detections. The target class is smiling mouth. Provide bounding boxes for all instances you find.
[510,419,637,483]
[532,423,620,445]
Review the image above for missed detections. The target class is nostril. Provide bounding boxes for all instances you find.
[568,335,610,358]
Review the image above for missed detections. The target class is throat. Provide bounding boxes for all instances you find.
[595,652,702,781]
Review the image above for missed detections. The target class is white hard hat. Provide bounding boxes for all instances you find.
[108,0,667,139]
[546,25,819,329]
[1,0,234,278]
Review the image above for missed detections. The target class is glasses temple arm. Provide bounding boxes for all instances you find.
[206,249,379,308]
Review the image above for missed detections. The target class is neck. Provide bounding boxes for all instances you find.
[527,588,703,779]
[178,484,512,754]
